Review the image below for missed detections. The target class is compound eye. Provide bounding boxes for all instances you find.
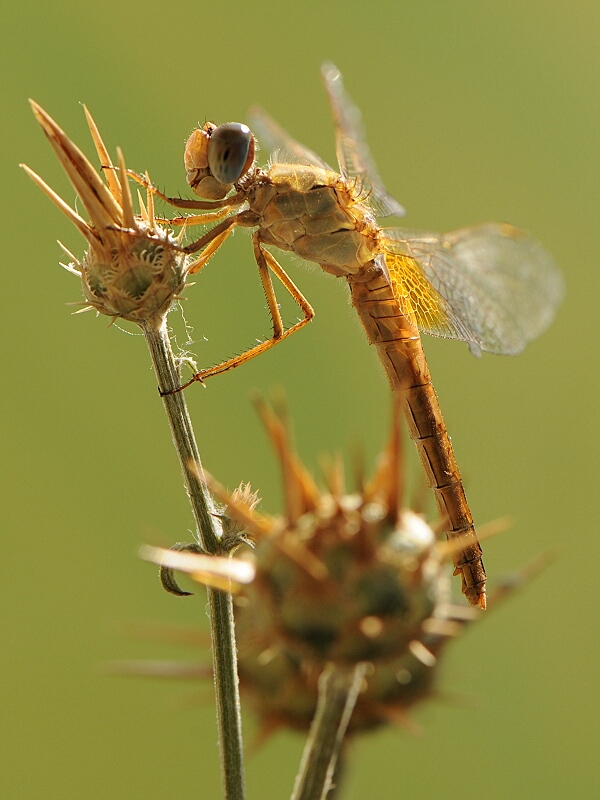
[208,123,254,185]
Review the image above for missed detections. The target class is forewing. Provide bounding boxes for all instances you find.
[248,105,331,170]
[321,62,406,219]
[382,223,563,355]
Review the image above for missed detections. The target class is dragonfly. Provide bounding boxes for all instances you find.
[134,63,563,609]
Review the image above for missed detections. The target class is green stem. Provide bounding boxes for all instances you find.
[142,316,245,800]
[291,662,366,800]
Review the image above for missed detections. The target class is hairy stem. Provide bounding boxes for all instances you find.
[142,315,245,800]
[291,662,366,800]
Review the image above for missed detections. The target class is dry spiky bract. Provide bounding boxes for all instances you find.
[139,398,542,739]
[187,398,480,736]
[22,102,187,323]
[23,102,250,796]
[227,402,446,734]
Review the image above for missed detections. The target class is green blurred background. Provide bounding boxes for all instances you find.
[2,0,598,797]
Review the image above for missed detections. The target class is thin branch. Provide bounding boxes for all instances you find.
[142,315,245,800]
[291,662,367,800]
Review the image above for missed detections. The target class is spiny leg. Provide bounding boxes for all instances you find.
[185,215,240,272]
[162,234,315,395]
[258,242,315,324]
[253,233,285,339]
[125,168,245,211]
[186,224,236,275]
[132,171,234,227]
[157,207,233,229]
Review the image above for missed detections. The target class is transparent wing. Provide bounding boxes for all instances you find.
[321,62,406,219]
[382,223,564,355]
[248,105,331,170]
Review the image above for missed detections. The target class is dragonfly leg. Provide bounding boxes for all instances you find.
[162,233,314,395]
[125,167,246,211]
[156,207,234,229]
[257,240,315,327]
[183,214,241,258]
[254,238,285,338]
[186,218,238,274]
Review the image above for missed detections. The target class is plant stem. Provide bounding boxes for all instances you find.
[324,745,347,800]
[291,662,367,800]
[142,316,245,800]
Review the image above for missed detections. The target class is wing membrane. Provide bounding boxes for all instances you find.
[382,223,564,355]
[248,105,331,170]
[321,62,406,219]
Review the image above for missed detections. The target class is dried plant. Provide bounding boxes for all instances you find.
[22,104,246,800]
[141,397,547,799]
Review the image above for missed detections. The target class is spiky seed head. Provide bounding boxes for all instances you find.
[139,399,534,737]
[23,102,188,323]
[219,398,469,733]
[81,224,186,321]
[234,599,475,735]
[243,494,447,665]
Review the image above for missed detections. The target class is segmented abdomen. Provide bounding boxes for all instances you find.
[348,268,486,608]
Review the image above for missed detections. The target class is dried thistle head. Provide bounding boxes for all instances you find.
[214,398,465,733]
[226,398,446,661]
[22,103,188,323]
[146,397,489,736]
[141,398,547,738]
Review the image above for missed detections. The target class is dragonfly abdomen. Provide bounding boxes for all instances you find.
[348,268,486,609]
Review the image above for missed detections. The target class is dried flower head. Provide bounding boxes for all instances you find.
[219,398,469,734]
[22,102,188,323]
[144,397,524,737]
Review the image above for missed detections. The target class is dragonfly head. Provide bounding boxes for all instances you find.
[184,122,256,199]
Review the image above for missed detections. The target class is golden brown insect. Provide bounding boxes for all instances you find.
[135,63,563,608]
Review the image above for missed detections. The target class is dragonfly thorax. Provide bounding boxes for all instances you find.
[247,164,381,277]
